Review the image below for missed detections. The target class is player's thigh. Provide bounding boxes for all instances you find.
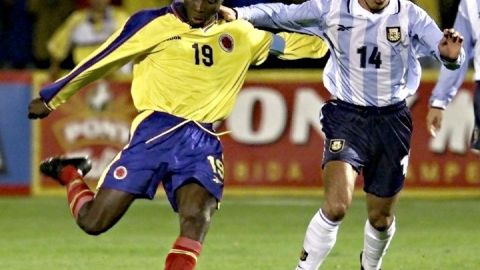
[322,161,358,213]
[176,182,218,217]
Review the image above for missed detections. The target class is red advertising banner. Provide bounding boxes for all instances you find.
[220,77,479,190]
[32,70,480,195]
[33,75,137,195]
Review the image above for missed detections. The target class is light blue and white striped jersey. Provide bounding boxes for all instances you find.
[237,0,465,107]
[432,0,480,108]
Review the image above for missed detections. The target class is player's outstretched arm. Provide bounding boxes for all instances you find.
[28,98,52,120]
[226,1,322,34]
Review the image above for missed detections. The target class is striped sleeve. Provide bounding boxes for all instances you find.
[409,5,464,70]
[236,0,325,36]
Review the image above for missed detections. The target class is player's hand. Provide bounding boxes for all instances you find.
[28,98,52,119]
[426,107,443,137]
[219,5,237,21]
[438,28,464,62]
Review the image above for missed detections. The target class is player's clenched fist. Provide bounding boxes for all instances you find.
[28,98,52,119]
[438,28,464,62]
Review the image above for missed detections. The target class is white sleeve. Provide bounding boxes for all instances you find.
[236,0,325,36]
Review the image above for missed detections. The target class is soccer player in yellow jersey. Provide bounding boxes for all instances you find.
[28,0,327,269]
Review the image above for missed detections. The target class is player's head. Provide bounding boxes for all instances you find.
[183,0,223,27]
[360,0,390,12]
[89,0,111,12]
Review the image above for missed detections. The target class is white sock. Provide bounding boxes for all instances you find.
[361,218,396,270]
[295,209,340,270]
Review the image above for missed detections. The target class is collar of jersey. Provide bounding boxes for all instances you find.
[350,0,400,18]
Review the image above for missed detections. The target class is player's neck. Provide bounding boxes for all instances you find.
[173,2,218,29]
[358,0,390,14]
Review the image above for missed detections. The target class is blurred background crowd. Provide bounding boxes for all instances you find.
[0,0,462,71]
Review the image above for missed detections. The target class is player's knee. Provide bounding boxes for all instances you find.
[323,202,349,221]
[368,213,394,231]
[180,205,211,227]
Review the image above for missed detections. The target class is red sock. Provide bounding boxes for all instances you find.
[164,237,202,270]
[61,165,94,219]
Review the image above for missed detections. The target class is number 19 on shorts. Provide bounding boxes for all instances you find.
[207,156,224,183]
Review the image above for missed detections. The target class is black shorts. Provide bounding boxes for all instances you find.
[320,99,412,197]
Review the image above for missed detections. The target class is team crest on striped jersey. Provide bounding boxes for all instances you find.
[386,27,401,42]
[329,139,345,153]
[219,34,234,52]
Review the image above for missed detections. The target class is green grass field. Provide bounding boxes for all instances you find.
[0,195,479,269]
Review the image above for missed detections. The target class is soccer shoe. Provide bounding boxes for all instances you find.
[40,156,92,184]
[360,252,381,270]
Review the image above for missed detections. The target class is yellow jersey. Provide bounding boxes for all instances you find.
[48,7,130,64]
[40,3,327,123]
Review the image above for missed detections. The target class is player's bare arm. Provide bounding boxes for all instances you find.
[438,28,464,63]
[28,98,52,119]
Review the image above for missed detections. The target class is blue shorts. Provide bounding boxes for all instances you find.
[320,100,412,197]
[98,111,224,211]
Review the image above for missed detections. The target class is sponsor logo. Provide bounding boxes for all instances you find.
[165,35,181,42]
[337,24,354,31]
[87,81,113,112]
[213,176,223,185]
[219,34,234,52]
[386,26,401,42]
[329,139,345,153]
[51,81,134,150]
[113,166,128,180]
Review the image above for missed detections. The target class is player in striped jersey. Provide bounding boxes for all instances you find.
[27,0,327,269]
[432,0,480,151]
[221,0,465,269]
